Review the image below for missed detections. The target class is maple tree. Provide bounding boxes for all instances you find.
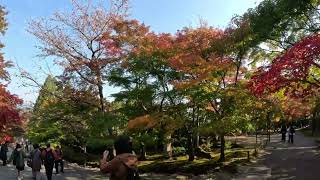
[0,6,23,136]
[109,31,183,158]
[28,0,148,136]
[168,25,258,161]
[249,33,320,98]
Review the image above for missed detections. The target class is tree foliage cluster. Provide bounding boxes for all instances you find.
[25,0,320,162]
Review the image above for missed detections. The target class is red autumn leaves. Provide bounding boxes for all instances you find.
[250,33,320,98]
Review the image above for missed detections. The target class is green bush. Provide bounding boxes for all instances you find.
[86,137,114,154]
[132,133,158,152]
[172,146,186,156]
[62,146,100,165]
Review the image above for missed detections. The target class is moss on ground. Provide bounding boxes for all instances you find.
[138,149,256,175]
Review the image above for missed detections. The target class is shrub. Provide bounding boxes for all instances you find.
[172,146,186,157]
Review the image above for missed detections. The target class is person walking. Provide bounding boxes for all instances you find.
[30,144,42,180]
[54,145,64,174]
[9,143,28,180]
[0,141,9,166]
[42,144,57,180]
[100,136,139,180]
[281,124,287,142]
[288,125,295,143]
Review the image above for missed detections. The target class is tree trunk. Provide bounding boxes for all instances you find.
[164,134,172,159]
[219,134,225,162]
[267,113,271,142]
[140,143,147,161]
[97,83,104,112]
[256,130,258,145]
[97,77,113,135]
[187,131,194,161]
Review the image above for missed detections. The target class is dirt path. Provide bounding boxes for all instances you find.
[235,131,320,180]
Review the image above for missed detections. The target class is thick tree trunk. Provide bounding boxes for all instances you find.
[187,131,194,161]
[98,83,104,112]
[164,134,172,159]
[219,134,225,162]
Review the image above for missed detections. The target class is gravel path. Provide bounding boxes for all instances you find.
[234,131,320,180]
[2,132,318,180]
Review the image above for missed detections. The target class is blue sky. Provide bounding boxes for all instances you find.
[1,0,261,104]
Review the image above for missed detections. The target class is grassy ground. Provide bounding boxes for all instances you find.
[138,149,256,175]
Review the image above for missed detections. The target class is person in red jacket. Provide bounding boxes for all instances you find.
[54,145,64,174]
[41,144,57,180]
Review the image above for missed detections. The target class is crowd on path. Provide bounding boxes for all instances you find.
[0,136,139,180]
[0,142,64,180]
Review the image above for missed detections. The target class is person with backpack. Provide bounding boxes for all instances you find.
[30,144,42,180]
[100,136,139,180]
[9,143,29,180]
[0,141,9,166]
[288,125,295,143]
[54,145,64,174]
[42,144,57,180]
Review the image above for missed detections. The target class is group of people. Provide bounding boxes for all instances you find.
[0,136,139,180]
[281,125,296,143]
[0,142,64,180]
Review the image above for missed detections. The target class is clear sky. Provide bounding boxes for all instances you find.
[1,0,261,105]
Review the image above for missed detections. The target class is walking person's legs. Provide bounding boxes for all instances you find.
[55,159,64,173]
[55,160,59,174]
[35,171,41,180]
[32,170,36,179]
[289,135,293,143]
[60,160,64,173]
[17,170,21,180]
[45,166,53,180]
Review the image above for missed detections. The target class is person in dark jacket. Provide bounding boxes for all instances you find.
[30,144,42,180]
[0,141,9,166]
[281,124,287,142]
[100,136,138,180]
[288,125,295,143]
[9,143,29,180]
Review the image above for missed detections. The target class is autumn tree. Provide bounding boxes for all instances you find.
[108,32,183,158]
[28,0,148,135]
[0,6,23,136]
